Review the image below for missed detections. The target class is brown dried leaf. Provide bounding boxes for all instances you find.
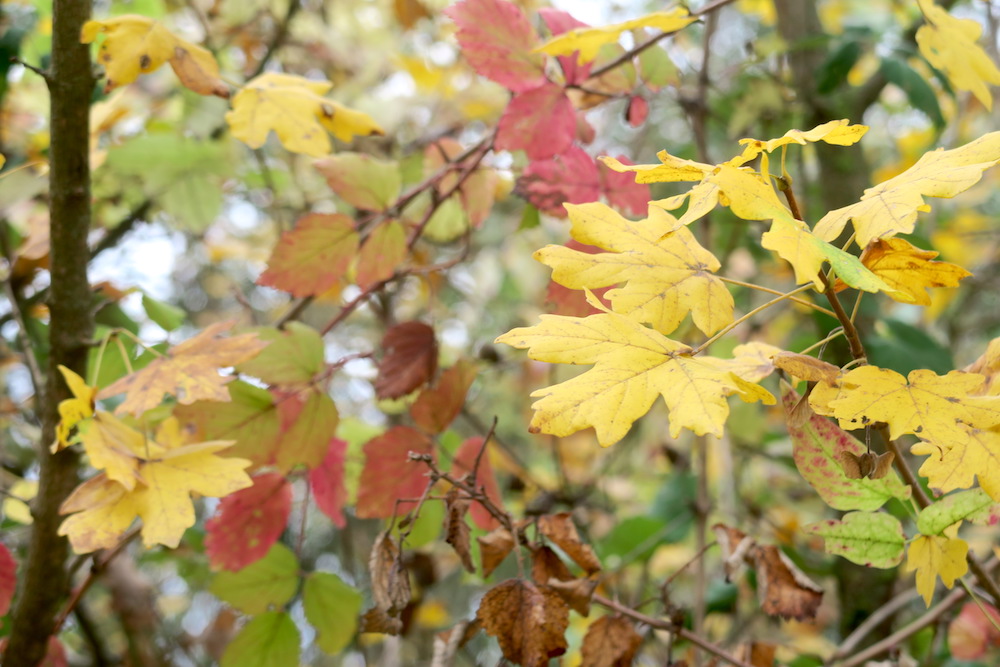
[580,615,643,667]
[537,512,601,574]
[477,579,569,667]
[546,575,599,616]
[837,450,895,480]
[712,523,755,582]
[738,642,777,667]
[479,526,516,577]
[360,606,403,635]
[751,545,823,621]
[444,487,475,573]
[531,545,574,585]
[432,619,482,667]
[772,352,841,384]
[369,531,411,614]
[374,321,438,399]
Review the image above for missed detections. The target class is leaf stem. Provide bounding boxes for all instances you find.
[718,276,836,317]
[691,284,814,355]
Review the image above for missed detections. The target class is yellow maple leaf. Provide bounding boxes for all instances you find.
[81,14,227,97]
[53,365,97,452]
[59,440,252,552]
[98,320,270,417]
[813,131,1000,247]
[535,8,697,63]
[600,153,712,184]
[840,237,971,305]
[827,366,1000,445]
[535,202,733,336]
[916,0,1000,110]
[904,534,968,605]
[495,307,774,446]
[735,119,868,163]
[76,412,161,491]
[913,429,1000,501]
[225,73,385,157]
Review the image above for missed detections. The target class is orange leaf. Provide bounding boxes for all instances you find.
[477,579,569,667]
[411,361,477,434]
[99,321,268,417]
[580,615,642,667]
[356,426,434,518]
[257,213,359,298]
[836,237,971,305]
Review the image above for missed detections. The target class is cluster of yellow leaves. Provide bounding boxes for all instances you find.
[535,7,696,63]
[82,16,384,157]
[52,323,269,552]
[915,0,1000,110]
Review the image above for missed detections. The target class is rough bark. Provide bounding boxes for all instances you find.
[4,0,94,663]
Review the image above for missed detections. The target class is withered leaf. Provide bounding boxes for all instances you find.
[479,526,516,577]
[751,544,823,621]
[772,352,841,385]
[738,642,777,667]
[477,579,569,667]
[360,606,403,635]
[531,545,574,585]
[374,321,438,399]
[546,575,599,616]
[432,619,482,667]
[444,487,475,573]
[712,523,755,582]
[580,615,643,667]
[537,512,601,574]
[369,531,411,614]
[838,450,895,480]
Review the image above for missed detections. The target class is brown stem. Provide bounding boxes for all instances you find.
[4,1,95,664]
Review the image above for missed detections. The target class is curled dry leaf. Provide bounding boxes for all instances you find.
[531,545,574,584]
[360,607,404,635]
[772,351,841,384]
[751,544,823,621]
[432,619,482,667]
[444,488,475,573]
[712,524,754,582]
[546,575,599,616]
[537,512,601,574]
[735,642,777,667]
[479,526,516,577]
[369,531,411,615]
[477,579,569,667]
[375,321,438,399]
[580,615,643,667]
[838,450,895,480]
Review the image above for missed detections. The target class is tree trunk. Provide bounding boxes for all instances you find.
[4,0,94,663]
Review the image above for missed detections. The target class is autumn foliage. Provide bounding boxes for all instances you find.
[5,0,1000,665]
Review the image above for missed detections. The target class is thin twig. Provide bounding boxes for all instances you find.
[248,0,301,79]
[9,56,51,83]
[718,276,836,317]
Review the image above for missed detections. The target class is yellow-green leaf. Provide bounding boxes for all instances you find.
[495,310,774,446]
[536,8,697,63]
[905,534,969,606]
[916,0,1000,109]
[536,202,732,335]
[226,73,384,157]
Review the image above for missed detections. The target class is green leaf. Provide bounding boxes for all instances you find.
[421,196,467,243]
[519,203,540,230]
[784,385,910,511]
[303,572,362,654]
[141,293,185,332]
[315,152,401,212]
[865,318,954,377]
[816,40,862,94]
[220,611,300,667]
[637,43,675,89]
[805,511,906,568]
[236,322,325,385]
[917,489,1000,535]
[879,57,945,129]
[210,543,300,615]
[597,515,669,561]
[651,471,696,543]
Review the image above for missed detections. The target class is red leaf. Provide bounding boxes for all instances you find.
[310,438,348,528]
[518,146,601,217]
[948,602,1000,660]
[356,426,435,518]
[375,321,438,399]
[598,155,650,217]
[626,96,649,127]
[445,0,546,93]
[496,83,576,161]
[257,213,359,297]
[205,472,293,571]
[357,220,407,289]
[40,638,68,667]
[273,388,340,472]
[0,543,16,616]
[452,436,503,530]
[545,240,612,317]
[410,360,477,434]
[538,9,592,85]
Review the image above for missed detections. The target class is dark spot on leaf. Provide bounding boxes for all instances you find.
[140,54,151,70]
